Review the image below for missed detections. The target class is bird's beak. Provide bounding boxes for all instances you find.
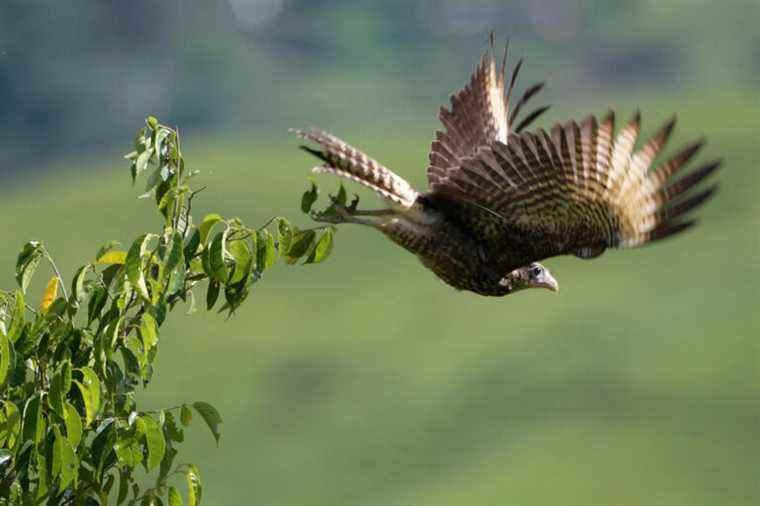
[541,274,559,293]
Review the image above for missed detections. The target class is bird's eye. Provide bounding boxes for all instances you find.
[531,266,542,276]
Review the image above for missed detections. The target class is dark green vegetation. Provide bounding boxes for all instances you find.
[0,119,336,504]
[1,95,758,505]
[4,1,760,172]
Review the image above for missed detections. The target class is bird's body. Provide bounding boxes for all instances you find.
[375,201,502,295]
[295,40,721,297]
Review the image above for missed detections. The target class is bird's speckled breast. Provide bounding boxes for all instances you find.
[376,207,508,296]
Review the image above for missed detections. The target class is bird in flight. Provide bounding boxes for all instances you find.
[294,39,721,297]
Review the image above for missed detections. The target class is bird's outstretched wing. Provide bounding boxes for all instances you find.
[426,111,721,270]
[427,40,549,187]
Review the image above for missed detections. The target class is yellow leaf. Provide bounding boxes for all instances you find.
[40,276,59,313]
[95,251,127,265]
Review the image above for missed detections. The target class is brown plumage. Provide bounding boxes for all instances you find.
[294,41,721,297]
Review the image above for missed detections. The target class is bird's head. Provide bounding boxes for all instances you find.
[498,262,559,294]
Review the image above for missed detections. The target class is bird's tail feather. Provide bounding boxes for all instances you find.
[293,128,419,208]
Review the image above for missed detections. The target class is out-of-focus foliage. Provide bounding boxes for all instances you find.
[1,0,759,172]
[0,118,336,504]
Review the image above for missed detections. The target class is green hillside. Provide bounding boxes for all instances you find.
[1,95,758,505]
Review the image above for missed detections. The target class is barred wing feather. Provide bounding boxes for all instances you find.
[427,42,549,187]
[428,111,720,270]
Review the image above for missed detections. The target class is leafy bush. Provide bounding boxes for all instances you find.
[0,117,336,504]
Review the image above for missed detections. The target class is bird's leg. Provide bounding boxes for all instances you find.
[312,200,393,227]
[349,209,396,217]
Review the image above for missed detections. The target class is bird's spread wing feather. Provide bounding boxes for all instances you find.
[427,111,720,269]
[294,128,419,208]
[427,40,549,187]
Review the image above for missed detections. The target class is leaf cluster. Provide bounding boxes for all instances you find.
[0,117,338,505]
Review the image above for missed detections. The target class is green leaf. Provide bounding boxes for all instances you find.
[277,218,293,257]
[117,468,130,504]
[52,425,78,490]
[336,183,347,206]
[22,394,44,446]
[301,179,319,213]
[74,367,101,426]
[107,316,125,357]
[184,229,201,262]
[87,286,108,324]
[200,248,212,280]
[180,405,192,427]
[126,234,155,301]
[71,264,92,304]
[186,464,202,506]
[156,180,176,223]
[286,230,316,262]
[63,402,83,448]
[165,231,185,276]
[136,147,154,177]
[91,418,117,475]
[1,401,21,449]
[155,128,170,169]
[192,401,222,446]
[122,337,144,382]
[137,415,166,472]
[164,412,184,443]
[140,313,159,351]
[44,297,67,319]
[114,434,142,469]
[60,359,72,392]
[208,230,230,283]
[168,486,183,506]
[0,324,8,387]
[158,448,179,495]
[167,264,186,297]
[49,359,72,417]
[7,290,25,343]
[227,238,252,284]
[206,280,220,310]
[146,115,159,130]
[15,241,43,294]
[222,283,249,315]
[36,451,49,501]
[199,214,223,244]
[135,148,153,182]
[305,228,335,264]
[256,229,276,271]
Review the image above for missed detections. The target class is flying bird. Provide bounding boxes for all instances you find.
[294,41,721,297]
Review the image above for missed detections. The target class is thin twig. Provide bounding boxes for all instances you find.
[42,246,69,301]
[256,215,282,230]
[145,404,182,414]
[295,225,335,233]
[185,185,207,235]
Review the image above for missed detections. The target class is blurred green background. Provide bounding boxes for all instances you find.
[1,1,759,504]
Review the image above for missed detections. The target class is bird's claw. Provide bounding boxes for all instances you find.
[312,208,341,224]
[313,193,360,224]
[348,194,360,211]
[312,201,351,224]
